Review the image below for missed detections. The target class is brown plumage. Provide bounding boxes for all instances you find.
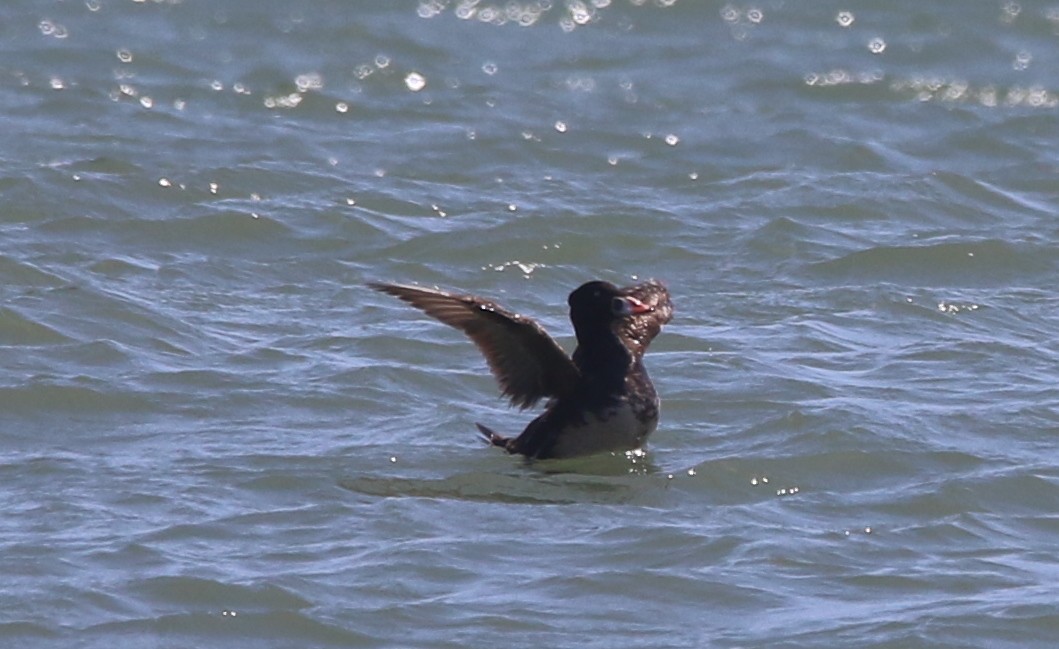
[367,282,579,409]
[369,279,673,459]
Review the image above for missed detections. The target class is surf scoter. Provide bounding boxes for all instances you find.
[369,279,673,459]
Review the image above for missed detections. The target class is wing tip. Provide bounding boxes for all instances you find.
[366,280,410,295]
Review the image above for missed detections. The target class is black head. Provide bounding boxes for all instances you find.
[568,279,673,353]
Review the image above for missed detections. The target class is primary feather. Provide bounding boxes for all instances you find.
[368,282,580,409]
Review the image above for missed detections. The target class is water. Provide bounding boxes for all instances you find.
[2,1,1058,646]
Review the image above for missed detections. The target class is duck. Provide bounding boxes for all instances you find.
[369,279,673,459]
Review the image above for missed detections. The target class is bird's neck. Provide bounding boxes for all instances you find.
[572,327,634,380]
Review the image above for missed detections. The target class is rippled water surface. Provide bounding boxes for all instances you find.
[3,1,1058,647]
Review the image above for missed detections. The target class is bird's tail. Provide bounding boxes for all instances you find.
[475,423,510,450]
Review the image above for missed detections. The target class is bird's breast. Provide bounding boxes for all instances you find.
[547,397,659,458]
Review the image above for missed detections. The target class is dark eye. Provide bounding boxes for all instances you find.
[611,297,627,315]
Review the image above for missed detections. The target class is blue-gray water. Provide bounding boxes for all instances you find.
[2,1,1058,647]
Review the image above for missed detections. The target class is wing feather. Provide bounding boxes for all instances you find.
[369,282,580,409]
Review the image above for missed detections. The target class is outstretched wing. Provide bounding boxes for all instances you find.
[369,282,580,409]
